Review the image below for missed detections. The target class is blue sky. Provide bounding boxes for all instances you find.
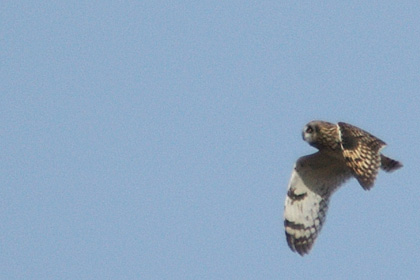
[2,1,419,279]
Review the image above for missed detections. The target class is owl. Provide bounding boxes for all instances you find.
[284,121,402,256]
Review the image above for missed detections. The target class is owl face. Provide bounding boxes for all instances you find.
[302,121,320,145]
[302,121,339,151]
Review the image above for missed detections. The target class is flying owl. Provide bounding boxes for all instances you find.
[284,121,402,256]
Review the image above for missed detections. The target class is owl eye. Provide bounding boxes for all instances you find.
[306,126,314,134]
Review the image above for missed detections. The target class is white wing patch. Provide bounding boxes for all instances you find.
[284,152,352,255]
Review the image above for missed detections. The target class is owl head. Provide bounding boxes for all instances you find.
[302,120,338,150]
[302,121,320,145]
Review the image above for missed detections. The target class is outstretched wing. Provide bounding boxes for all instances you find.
[338,122,386,190]
[284,152,352,255]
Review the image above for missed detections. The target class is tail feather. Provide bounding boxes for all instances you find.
[380,155,403,172]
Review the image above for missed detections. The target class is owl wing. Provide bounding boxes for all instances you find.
[338,122,386,190]
[284,152,352,255]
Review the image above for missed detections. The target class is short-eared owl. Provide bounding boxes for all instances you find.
[284,121,402,256]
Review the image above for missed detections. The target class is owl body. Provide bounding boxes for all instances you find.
[284,121,402,256]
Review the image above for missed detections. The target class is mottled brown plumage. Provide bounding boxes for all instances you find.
[284,121,402,255]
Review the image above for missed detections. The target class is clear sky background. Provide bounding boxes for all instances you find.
[2,1,419,279]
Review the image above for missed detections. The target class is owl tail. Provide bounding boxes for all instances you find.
[380,155,403,172]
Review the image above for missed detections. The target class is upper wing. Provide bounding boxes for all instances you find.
[338,122,386,190]
[284,152,352,255]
